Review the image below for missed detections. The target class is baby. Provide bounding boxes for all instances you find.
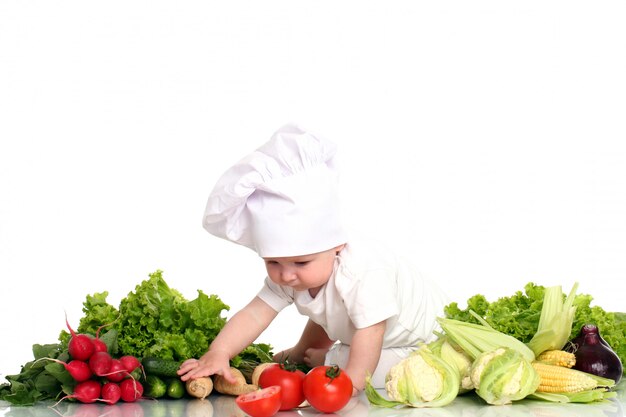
[178,124,448,392]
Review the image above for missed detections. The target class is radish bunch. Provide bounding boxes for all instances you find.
[50,318,144,405]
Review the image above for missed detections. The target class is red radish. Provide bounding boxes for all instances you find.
[89,351,113,376]
[103,359,128,382]
[101,382,122,405]
[90,336,108,353]
[34,358,93,382]
[91,321,114,353]
[72,380,102,404]
[118,355,141,373]
[119,378,143,402]
[66,315,95,361]
[53,380,102,405]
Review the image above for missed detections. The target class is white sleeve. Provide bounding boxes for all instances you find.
[256,276,295,312]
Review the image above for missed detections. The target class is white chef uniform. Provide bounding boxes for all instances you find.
[257,231,449,387]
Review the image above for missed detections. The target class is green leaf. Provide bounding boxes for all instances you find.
[365,377,403,408]
[0,380,41,406]
[78,291,120,336]
[32,343,63,360]
[44,362,74,386]
[100,329,119,356]
[34,372,64,397]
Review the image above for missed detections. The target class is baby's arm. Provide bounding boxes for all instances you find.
[178,296,278,382]
[274,319,335,364]
[344,320,386,393]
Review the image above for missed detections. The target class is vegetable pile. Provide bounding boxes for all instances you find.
[366,282,625,409]
[2,274,623,414]
[0,270,273,406]
[444,282,626,368]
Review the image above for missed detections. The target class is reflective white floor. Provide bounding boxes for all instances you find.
[1,382,625,417]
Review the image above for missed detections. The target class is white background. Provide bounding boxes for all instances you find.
[1,1,625,381]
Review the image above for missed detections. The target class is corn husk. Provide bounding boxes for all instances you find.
[526,283,578,356]
[436,316,535,362]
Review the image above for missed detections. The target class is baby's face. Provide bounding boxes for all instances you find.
[263,244,345,293]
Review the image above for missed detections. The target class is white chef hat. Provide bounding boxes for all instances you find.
[202,124,348,258]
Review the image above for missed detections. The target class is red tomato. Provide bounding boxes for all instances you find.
[303,365,353,413]
[258,363,306,410]
[235,386,282,417]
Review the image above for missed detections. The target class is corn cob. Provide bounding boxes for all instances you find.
[536,350,576,368]
[532,362,597,393]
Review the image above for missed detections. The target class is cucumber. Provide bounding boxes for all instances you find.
[144,375,167,398]
[142,357,183,378]
[166,378,185,399]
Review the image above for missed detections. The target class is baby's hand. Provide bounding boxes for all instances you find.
[177,350,235,382]
[272,348,293,363]
[273,347,307,364]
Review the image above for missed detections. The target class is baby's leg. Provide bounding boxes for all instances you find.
[324,343,418,388]
[303,347,330,368]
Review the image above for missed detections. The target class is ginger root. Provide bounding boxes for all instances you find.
[213,367,258,396]
[186,377,214,400]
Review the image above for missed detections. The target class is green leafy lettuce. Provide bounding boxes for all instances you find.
[56,270,229,361]
[444,282,626,374]
[71,270,273,365]
[113,270,229,360]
